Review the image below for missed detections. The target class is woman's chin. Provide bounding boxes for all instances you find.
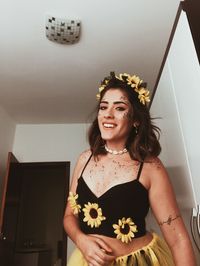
[101,135,114,141]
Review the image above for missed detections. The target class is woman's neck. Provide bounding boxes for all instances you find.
[105,141,126,151]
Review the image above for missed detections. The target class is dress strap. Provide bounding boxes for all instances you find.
[80,152,93,177]
[136,162,144,180]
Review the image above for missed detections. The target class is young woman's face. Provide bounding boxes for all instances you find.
[98,89,133,146]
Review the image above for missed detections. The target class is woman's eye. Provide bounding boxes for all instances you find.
[116,106,126,111]
[99,105,107,110]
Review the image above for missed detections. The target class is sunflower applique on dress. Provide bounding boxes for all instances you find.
[83,202,106,228]
[68,192,81,215]
[113,217,138,243]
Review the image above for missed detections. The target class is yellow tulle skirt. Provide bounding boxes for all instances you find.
[67,233,175,265]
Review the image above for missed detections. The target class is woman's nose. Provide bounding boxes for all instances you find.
[104,109,114,118]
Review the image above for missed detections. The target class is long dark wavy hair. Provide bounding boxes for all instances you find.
[88,72,161,161]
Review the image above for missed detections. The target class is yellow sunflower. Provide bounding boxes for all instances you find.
[96,85,105,100]
[96,79,109,100]
[83,202,106,228]
[135,87,150,105]
[68,191,81,215]
[113,217,138,243]
[126,75,142,89]
[117,73,130,81]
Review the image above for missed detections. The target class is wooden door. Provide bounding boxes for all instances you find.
[0,152,20,266]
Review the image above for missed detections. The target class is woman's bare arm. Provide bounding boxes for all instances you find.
[147,158,196,266]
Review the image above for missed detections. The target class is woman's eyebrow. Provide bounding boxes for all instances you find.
[113,101,128,105]
[100,100,128,105]
[100,100,108,104]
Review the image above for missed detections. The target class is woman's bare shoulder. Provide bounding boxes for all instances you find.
[144,156,165,171]
[70,149,92,186]
[74,149,92,172]
[77,149,92,165]
[143,157,170,187]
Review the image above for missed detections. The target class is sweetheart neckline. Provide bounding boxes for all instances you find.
[78,175,148,200]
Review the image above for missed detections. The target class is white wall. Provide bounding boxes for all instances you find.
[13,123,90,260]
[150,11,200,261]
[151,62,195,209]
[13,124,89,171]
[168,12,200,205]
[0,105,16,199]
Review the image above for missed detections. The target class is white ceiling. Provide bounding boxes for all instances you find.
[0,0,180,124]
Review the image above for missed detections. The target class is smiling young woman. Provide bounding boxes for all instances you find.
[64,72,196,266]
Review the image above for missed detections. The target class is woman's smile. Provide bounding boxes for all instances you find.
[102,123,117,128]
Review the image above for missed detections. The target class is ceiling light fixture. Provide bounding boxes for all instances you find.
[45,15,81,44]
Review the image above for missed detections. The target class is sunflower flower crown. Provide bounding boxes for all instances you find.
[96,72,150,105]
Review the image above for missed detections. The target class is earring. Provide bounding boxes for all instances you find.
[133,123,138,134]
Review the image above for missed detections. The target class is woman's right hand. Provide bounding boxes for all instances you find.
[76,233,115,266]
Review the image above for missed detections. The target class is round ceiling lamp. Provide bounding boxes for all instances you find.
[45,15,81,44]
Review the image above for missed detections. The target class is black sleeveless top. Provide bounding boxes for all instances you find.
[74,154,149,242]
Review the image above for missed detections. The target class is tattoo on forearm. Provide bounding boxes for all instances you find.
[159,214,181,226]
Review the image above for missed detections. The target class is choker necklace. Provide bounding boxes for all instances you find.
[105,145,128,155]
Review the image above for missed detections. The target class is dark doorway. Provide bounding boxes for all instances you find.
[0,152,70,266]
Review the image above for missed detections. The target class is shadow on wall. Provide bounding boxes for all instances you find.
[166,166,195,209]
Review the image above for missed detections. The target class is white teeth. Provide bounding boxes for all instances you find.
[103,123,115,128]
